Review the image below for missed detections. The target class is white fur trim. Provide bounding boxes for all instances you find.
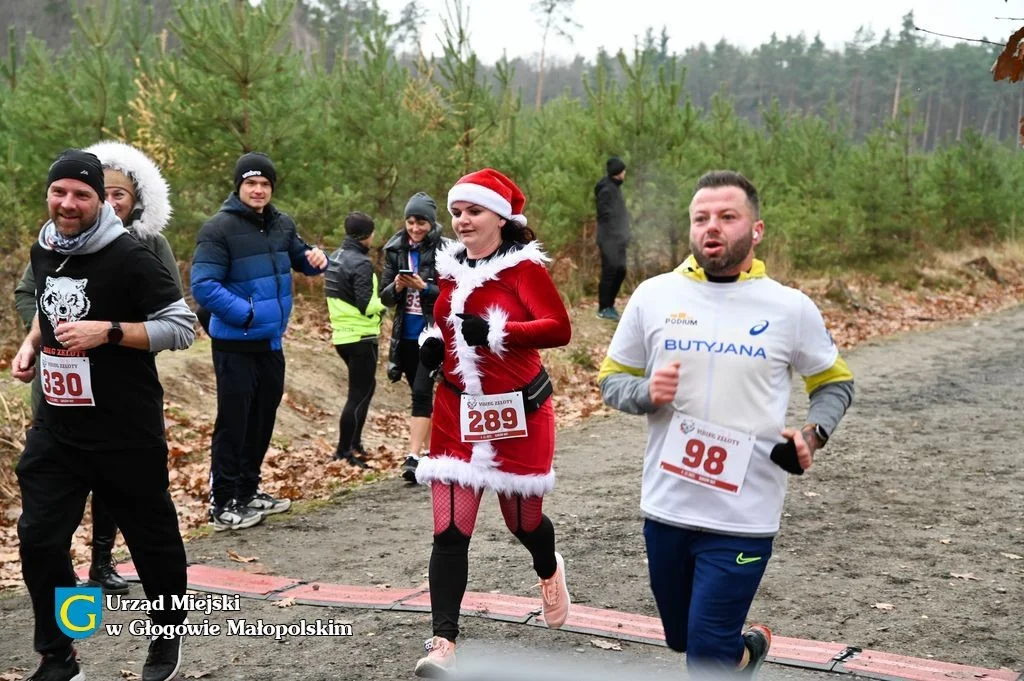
[84,141,172,239]
[416,454,555,497]
[434,240,552,473]
[511,213,528,225]
[419,324,442,345]
[484,305,509,357]
[447,183,512,219]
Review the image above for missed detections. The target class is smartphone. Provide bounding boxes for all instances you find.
[397,268,415,275]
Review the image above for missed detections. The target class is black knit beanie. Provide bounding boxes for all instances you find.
[234,152,277,192]
[606,156,626,177]
[47,149,105,199]
[344,211,375,239]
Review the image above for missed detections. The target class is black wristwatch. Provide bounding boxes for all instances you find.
[108,321,124,345]
[803,423,829,447]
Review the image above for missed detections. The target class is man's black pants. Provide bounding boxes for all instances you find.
[16,427,187,655]
[210,349,285,508]
[598,245,627,310]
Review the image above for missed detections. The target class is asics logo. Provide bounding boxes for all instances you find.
[736,553,762,565]
[749,320,769,336]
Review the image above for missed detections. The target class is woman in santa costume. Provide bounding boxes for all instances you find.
[413,169,573,677]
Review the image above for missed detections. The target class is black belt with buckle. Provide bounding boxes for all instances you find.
[442,367,553,413]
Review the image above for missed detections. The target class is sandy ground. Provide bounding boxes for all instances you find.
[2,305,1023,680]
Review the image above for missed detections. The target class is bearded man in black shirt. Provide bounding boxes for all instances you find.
[10,149,197,681]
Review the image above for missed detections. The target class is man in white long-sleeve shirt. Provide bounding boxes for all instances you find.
[599,170,854,679]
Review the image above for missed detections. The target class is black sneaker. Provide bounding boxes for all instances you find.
[401,455,420,483]
[26,648,83,681]
[242,491,291,515]
[332,450,368,469]
[208,500,264,531]
[142,624,184,681]
[738,624,772,678]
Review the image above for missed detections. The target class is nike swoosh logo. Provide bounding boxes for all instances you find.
[736,553,762,565]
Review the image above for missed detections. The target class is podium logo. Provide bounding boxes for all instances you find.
[55,587,102,639]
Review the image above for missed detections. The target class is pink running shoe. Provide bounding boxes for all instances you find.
[414,636,456,678]
[537,551,571,629]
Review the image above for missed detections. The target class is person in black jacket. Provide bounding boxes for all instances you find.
[325,212,386,468]
[379,192,446,483]
[595,156,629,321]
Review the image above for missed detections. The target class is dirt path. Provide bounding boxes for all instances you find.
[2,305,1023,680]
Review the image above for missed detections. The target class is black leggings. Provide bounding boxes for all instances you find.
[429,484,556,641]
[397,338,434,418]
[334,341,378,455]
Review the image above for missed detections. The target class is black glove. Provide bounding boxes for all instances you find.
[419,337,444,371]
[457,313,489,347]
[769,438,805,476]
[386,363,403,383]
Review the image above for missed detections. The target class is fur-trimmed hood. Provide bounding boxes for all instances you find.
[84,141,172,239]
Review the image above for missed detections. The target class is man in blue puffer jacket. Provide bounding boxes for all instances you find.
[191,152,328,531]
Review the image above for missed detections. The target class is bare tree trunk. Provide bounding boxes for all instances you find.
[922,91,932,150]
[956,92,966,141]
[891,64,903,121]
[534,47,546,110]
[850,74,861,136]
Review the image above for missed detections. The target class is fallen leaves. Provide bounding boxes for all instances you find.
[950,573,980,581]
[590,638,622,651]
[1000,552,1022,560]
[872,603,896,611]
[274,597,296,608]
[226,550,258,564]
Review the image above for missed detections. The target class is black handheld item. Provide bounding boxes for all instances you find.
[769,438,805,476]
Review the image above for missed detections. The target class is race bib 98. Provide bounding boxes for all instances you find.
[658,413,755,495]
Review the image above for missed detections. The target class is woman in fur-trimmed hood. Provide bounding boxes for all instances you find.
[83,140,181,291]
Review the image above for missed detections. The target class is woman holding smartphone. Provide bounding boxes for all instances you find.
[379,192,448,482]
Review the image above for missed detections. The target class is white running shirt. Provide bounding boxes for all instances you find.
[606,271,839,535]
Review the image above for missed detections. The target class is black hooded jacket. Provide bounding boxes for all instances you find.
[594,175,629,249]
[378,223,447,370]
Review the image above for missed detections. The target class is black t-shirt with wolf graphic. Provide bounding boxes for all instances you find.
[30,234,181,450]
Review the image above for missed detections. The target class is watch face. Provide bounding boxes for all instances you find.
[108,326,124,344]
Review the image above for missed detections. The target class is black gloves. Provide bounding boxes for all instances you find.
[420,337,444,371]
[457,313,489,347]
[769,438,805,476]
[386,363,403,383]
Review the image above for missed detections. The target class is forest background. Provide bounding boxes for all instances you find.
[1,0,1023,351]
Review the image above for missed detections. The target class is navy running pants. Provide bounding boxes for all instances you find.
[643,518,773,674]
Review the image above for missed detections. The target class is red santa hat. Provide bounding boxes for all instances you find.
[447,168,527,225]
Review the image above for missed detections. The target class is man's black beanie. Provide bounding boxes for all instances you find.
[47,149,105,199]
[234,152,277,192]
[606,156,626,177]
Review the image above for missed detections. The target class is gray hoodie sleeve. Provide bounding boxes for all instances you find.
[143,298,197,352]
[807,380,854,437]
[600,373,658,415]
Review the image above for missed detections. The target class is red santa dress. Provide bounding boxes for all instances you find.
[416,239,572,497]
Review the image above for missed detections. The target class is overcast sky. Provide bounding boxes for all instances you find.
[375,0,1018,64]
